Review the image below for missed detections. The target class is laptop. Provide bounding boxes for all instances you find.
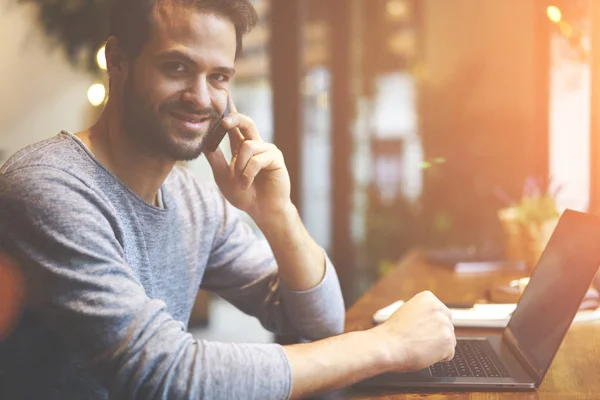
[356,209,600,391]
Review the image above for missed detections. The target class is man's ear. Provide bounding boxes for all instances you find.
[104,36,130,82]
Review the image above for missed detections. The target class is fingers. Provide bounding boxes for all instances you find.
[227,126,246,155]
[417,291,456,362]
[227,93,238,114]
[223,112,263,145]
[221,94,264,150]
[437,324,456,363]
[416,290,452,319]
[240,152,279,189]
[443,319,457,362]
[233,140,271,176]
[440,303,452,320]
[442,349,456,362]
[204,147,230,182]
[222,95,246,152]
[446,342,457,361]
[220,95,264,153]
[441,303,456,362]
[232,141,283,188]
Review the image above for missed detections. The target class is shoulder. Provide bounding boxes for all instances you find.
[1,157,116,234]
[1,132,115,211]
[1,160,101,208]
[0,160,121,262]
[1,132,89,177]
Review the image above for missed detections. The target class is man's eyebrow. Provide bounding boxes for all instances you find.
[214,66,236,76]
[155,49,196,63]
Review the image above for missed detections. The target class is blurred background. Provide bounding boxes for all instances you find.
[0,0,596,341]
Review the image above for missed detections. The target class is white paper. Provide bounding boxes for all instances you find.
[372,300,600,328]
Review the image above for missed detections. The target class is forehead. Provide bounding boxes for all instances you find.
[145,4,237,62]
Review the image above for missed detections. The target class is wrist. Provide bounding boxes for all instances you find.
[253,201,298,235]
[368,325,403,373]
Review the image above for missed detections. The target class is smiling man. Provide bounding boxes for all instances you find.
[0,1,455,399]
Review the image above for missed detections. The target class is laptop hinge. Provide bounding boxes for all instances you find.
[503,328,543,385]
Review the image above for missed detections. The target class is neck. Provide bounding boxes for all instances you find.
[77,100,175,205]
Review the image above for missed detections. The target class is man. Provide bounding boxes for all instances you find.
[0,0,455,399]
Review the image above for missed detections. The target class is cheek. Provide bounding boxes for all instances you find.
[135,68,185,111]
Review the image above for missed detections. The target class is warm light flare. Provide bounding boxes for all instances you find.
[546,5,562,23]
[386,0,408,19]
[97,46,107,70]
[559,21,572,37]
[87,83,106,107]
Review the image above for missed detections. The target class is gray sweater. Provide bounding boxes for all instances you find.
[0,132,345,400]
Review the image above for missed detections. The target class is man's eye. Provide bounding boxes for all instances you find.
[211,73,229,83]
[163,62,187,74]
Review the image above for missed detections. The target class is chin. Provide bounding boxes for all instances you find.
[164,136,205,161]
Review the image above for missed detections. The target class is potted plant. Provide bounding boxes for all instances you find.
[497,177,561,273]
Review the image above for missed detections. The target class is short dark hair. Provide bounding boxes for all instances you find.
[109,0,258,61]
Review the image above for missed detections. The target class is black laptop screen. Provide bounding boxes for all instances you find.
[505,210,600,379]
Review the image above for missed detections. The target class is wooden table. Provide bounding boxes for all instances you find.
[334,250,600,400]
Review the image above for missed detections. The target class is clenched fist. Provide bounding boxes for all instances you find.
[371,291,456,372]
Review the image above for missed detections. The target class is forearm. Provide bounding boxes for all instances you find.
[284,329,391,398]
[257,203,325,291]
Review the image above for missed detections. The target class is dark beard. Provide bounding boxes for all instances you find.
[121,72,220,161]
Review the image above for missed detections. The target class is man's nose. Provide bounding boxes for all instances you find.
[181,77,211,110]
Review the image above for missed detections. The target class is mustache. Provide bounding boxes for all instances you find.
[163,103,220,119]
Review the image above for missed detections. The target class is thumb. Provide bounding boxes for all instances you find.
[204,147,230,182]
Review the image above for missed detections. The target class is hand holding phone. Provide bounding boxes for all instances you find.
[202,102,230,153]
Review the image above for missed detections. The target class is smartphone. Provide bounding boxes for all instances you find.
[202,102,230,153]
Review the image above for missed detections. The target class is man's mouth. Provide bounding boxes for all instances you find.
[170,111,212,124]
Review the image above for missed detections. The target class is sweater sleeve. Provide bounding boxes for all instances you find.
[0,167,292,400]
[201,188,345,341]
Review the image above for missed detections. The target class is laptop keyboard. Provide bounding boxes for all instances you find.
[429,339,510,378]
